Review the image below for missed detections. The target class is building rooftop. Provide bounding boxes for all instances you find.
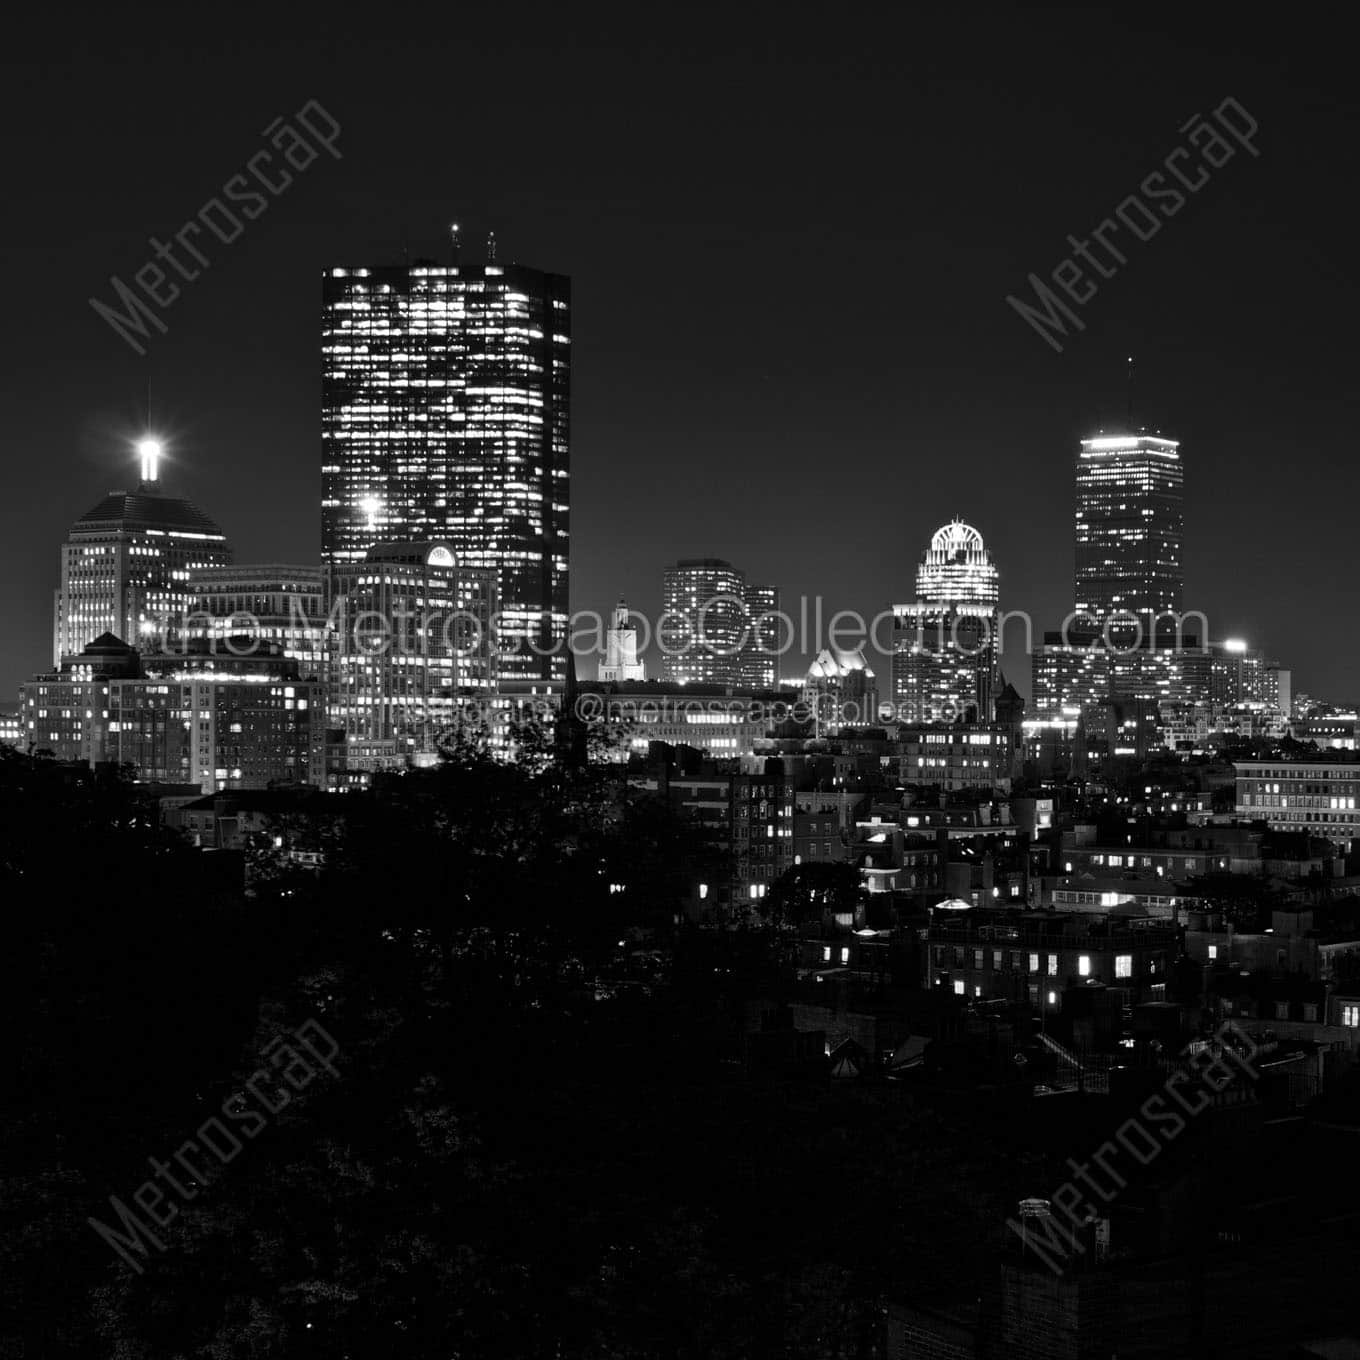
[73,488,227,538]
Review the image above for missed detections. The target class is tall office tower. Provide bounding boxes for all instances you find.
[184,565,327,680]
[320,245,570,684]
[659,559,778,688]
[660,559,744,685]
[53,439,232,665]
[739,583,781,690]
[599,598,645,682]
[323,541,498,774]
[892,519,999,722]
[1074,430,1183,637]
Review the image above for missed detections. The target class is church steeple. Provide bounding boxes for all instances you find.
[599,597,645,683]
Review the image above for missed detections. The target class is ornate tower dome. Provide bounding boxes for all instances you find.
[915,517,999,607]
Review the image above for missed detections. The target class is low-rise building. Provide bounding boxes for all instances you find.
[925,907,1176,1009]
[891,722,1016,791]
[792,788,855,866]
[21,634,324,792]
[633,750,793,911]
[1235,757,1360,849]
[0,710,22,748]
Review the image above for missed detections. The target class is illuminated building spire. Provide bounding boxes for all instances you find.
[138,437,162,485]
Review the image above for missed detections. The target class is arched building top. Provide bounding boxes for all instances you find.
[915,517,998,607]
[929,517,985,556]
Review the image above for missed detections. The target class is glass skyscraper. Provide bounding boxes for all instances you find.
[1074,431,1183,635]
[321,254,570,683]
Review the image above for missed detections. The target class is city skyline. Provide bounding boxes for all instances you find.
[2,19,1355,706]
[23,405,1304,708]
[11,20,1360,1360]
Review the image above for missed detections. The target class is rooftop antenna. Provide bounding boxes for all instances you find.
[486,229,497,264]
[1126,355,1135,431]
[449,221,461,265]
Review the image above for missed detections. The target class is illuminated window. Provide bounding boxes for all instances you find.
[840,947,850,964]
[953,979,965,996]
[1115,954,1132,978]
[1047,953,1058,976]
[1028,952,1039,973]
[1343,1005,1359,1028]
[1078,955,1091,977]
[1208,944,1217,960]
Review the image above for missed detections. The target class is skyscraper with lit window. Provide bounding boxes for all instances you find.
[1031,428,1188,724]
[320,243,569,683]
[892,519,999,722]
[53,440,233,666]
[659,559,779,688]
[1074,430,1183,635]
[183,565,327,680]
[323,541,498,773]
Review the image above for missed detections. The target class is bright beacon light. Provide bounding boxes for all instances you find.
[138,438,162,483]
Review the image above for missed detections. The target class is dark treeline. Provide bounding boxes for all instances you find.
[1,741,1023,1358]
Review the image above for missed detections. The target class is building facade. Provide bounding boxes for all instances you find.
[598,598,645,682]
[54,454,232,665]
[804,646,878,734]
[635,758,794,911]
[1031,633,1289,739]
[738,582,781,690]
[926,909,1176,1008]
[892,519,999,723]
[22,635,323,792]
[892,724,1016,791]
[321,250,569,683]
[1235,758,1360,849]
[183,565,327,680]
[323,541,498,772]
[659,559,780,688]
[1074,430,1183,635]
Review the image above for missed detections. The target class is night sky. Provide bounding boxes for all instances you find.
[3,16,1356,703]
